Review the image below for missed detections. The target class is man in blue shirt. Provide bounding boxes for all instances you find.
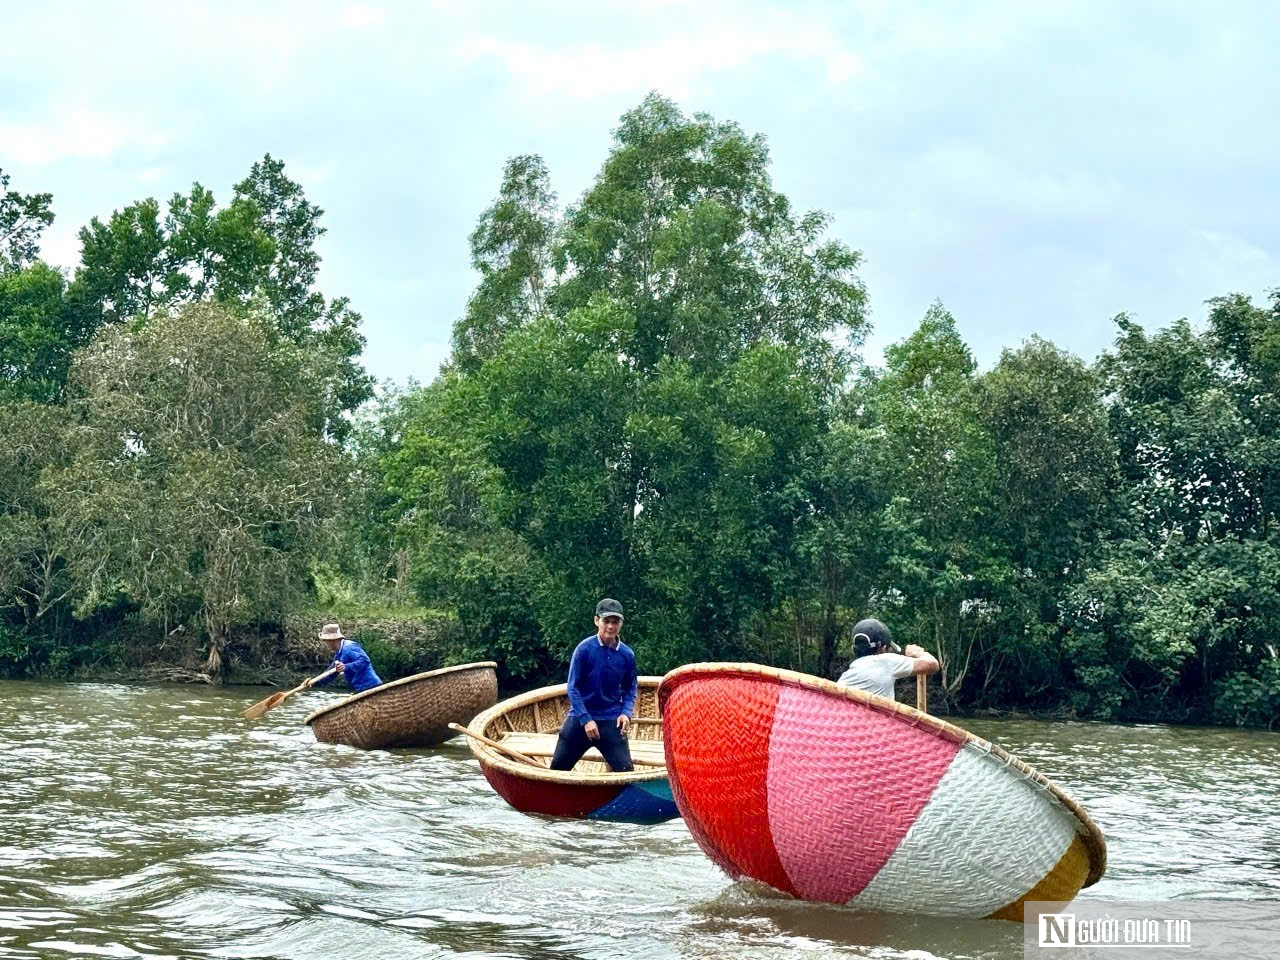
[306,622,383,693]
[550,598,637,772]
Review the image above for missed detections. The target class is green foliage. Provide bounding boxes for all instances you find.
[372,95,867,682]
[1215,659,1280,729]
[0,168,55,271]
[307,564,436,622]
[852,305,1007,697]
[453,155,556,371]
[4,98,1279,730]
[44,303,343,680]
[0,623,30,664]
[68,156,371,437]
[72,188,269,325]
[975,336,1120,704]
[0,171,93,404]
[0,263,82,402]
[347,625,447,682]
[0,399,70,621]
[1057,302,1280,724]
[0,614,135,679]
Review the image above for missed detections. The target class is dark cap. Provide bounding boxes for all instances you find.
[595,598,624,621]
[852,618,900,656]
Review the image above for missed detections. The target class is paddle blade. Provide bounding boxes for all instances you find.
[241,691,287,720]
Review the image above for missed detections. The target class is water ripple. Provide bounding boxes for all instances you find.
[2,680,1277,959]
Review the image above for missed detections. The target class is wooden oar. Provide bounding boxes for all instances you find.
[448,722,541,767]
[242,667,337,720]
[916,673,929,714]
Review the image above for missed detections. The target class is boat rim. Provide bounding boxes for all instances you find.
[303,660,498,726]
[464,676,669,786]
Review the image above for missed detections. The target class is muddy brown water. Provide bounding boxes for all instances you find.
[2,680,1278,959]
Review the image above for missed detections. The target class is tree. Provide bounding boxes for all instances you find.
[976,337,1119,702]
[69,157,371,437]
[0,171,87,403]
[452,155,556,371]
[231,156,374,437]
[0,168,55,271]
[389,94,867,674]
[786,395,893,678]
[369,376,551,681]
[45,303,342,681]
[1099,315,1253,543]
[71,189,272,326]
[0,259,104,404]
[0,399,70,623]
[232,155,327,339]
[865,304,1005,698]
[1058,305,1280,724]
[1207,290,1280,535]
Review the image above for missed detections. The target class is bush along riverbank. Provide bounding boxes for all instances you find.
[0,612,456,688]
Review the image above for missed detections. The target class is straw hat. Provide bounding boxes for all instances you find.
[318,623,345,641]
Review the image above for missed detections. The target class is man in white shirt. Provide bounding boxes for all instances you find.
[836,618,939,701]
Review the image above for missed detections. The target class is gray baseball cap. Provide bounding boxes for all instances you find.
[595,598,624,620]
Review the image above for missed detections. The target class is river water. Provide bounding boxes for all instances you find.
[2,680,1277,960]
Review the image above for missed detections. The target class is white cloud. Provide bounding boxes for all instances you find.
[290,165,330,188]
[1199,230,1270,267]
[341,4,385,28]
[825,51,863,84]
[912,142,1126,224]
[455,15,862,101]
[0,108,168,165]
[138,167,167,183]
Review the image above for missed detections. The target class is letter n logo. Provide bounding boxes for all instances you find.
[1039,913,1076,947]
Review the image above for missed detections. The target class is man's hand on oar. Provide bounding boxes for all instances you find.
[241,666,337,720]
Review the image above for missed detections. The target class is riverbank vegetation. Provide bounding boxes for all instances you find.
[2,96,1277,727]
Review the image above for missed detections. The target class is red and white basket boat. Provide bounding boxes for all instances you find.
[659,663,1106,920]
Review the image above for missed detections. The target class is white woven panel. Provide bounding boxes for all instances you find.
[849,746,1076,917]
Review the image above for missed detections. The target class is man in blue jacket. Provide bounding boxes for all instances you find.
[307,622,382,693]
[550,598,637,772]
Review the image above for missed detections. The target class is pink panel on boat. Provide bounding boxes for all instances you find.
[765,685,961,902]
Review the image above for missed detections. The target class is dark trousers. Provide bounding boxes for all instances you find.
[549,717,634,772]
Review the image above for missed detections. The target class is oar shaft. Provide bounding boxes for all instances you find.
[448,723,541,767]
[241,666,339,720]
[297,666,338,693]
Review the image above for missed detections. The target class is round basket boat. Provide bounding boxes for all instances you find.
[463,676,678,823]
[659,663,1107,920]
[305,661,498,750]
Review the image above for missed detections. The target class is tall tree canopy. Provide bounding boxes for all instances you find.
[69,155,371,436]
[0,168,54,271]
[0,170,90,403]
[45,303,343,680]
[380,95,867,677]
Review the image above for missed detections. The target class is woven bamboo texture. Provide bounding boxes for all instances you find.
[659,663,1107,920]
[464,677,679,823]
[305,662,498,750]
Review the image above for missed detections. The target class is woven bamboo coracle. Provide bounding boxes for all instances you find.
[659,663,1107,920]
[463,677,678,823]
[305,661,498,750]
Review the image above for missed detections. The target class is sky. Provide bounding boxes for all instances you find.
[2,0,1277,384]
